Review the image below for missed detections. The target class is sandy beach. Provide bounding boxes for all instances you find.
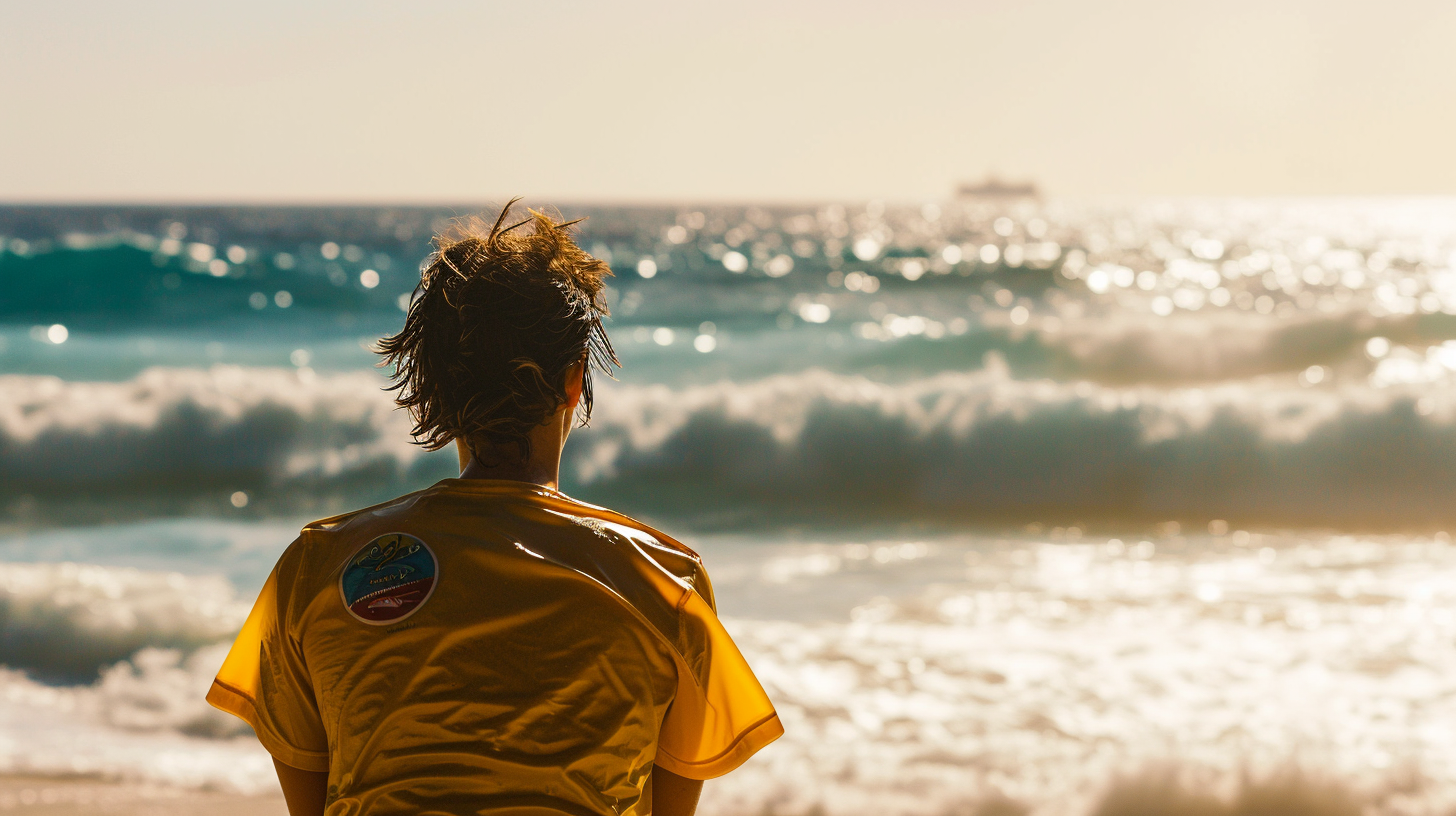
[0,776,285,815]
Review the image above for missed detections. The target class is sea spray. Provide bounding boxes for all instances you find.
[6,365,1456,529]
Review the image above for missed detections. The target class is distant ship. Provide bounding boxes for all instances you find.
[955,176,1040,200]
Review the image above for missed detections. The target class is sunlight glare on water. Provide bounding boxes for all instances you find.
[8,197,1456,813]
[703,531,1456,816]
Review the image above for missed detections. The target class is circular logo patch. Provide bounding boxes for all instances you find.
[339,533,437,625]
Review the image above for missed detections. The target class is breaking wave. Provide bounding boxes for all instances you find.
[1014,309,1456,384]
[575,364,1456,529]
[0,561,248,682]
[0,641,275,791]
[7,530,1456,805]
[0,366,451,519]
[7,365,1456,529]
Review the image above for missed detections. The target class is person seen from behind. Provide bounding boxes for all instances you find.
[206,201,783,816]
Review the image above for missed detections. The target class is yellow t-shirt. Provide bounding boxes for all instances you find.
[207,479,782,816]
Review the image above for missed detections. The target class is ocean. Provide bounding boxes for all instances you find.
[4,197,1456,814]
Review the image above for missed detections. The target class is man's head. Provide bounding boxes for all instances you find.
[378,200,617,463]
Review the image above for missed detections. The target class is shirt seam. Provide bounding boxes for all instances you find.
[207,679,331,764]
[435,482,704,565]
[655,711,783,767]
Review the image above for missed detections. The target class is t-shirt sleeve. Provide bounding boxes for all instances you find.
[205,564,330,772]
[654,587,783,780]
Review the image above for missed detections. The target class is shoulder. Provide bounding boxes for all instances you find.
[274,487,446,584]
[300,486,442,537]
[547,492,701,560]
[543,492,716,609]
[269,488,450,624]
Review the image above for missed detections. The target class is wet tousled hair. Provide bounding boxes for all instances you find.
[377,199,618,463]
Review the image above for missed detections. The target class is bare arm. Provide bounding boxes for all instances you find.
[653,766,704,816]
[274,759,328,816]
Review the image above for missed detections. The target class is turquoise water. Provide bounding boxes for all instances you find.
[5,198,1456,813]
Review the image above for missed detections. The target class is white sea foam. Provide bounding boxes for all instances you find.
[1031,308,1410,383]
[6,365,1456,528]
[0,647,276,792]
[10,532,1456,812]
[697,533,1456,816]
[0,561,249,680]
[0,365,433,512]
[0,364,418,479]
[579,366,1456,528]
[12,197,1456,810]
[0,562,272,790]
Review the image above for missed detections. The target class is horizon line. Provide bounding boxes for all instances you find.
[4,192,1456,210]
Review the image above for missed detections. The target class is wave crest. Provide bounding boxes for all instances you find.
[6,366,1456,529]
[0,366,445,517]
[573,366,1456,529]
[0,561,248,681]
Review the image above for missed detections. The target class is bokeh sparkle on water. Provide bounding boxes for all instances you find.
[4,197,1456,813]
[708,530,1456,815]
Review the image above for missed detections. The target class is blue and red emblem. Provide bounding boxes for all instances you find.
[339,533,437,624]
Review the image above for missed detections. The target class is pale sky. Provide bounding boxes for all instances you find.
[2,0,1454,202]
